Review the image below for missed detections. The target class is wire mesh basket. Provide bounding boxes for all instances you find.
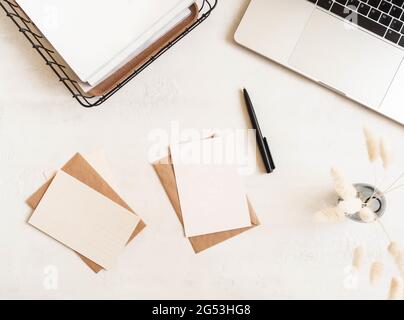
[0,0,217,107]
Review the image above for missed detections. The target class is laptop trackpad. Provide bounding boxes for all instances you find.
[289,9,404,107]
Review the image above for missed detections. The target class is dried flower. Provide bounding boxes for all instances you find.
[380,139,392,169]
[314,206,346,223]
[387,243,404,297]
[388,242,401,259]
[353,246,365,271]
[330,167,357,200]
[363,127,379,163]
[396,253,404,272]
[359,207,377,223]
[388,277,403,300]
[338,198,362,215]
[370,261,383,285]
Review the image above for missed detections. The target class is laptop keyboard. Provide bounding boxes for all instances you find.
[308,0,404,48]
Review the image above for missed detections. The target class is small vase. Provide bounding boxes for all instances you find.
[343,183,387,223]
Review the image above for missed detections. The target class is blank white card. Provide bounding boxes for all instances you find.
[171,137,252,237]
[29,171,140,270]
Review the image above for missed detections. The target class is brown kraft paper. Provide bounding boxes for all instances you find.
[153,155,260,254]
[26,153,146,273]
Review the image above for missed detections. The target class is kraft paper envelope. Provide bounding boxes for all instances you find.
[27,153,146,273]
[153,156,260,254]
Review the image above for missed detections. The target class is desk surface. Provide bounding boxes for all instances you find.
[0,0,403,300]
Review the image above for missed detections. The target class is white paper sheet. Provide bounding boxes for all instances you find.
[170,137,252,237]
[29,171,140,270]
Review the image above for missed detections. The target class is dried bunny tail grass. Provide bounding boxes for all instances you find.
[359,207,377,223]
[370,261,383,285]
[395,253,404,276]
[388,243,404,295]
[388,277,403,300]
[388,242,401,259]
[314,206,346,223]
[353,246,365,271]
[363,127,379,163]
[330,167,357,201]
[338,198,362,215]
[380,139,392,169]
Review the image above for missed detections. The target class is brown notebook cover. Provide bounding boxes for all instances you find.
[26,153,146,273]
[153,155,260,254]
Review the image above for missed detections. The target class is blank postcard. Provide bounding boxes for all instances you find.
[170,137,252,237]
[29,171,140,270]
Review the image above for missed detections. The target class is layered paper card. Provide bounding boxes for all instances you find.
[29,171,140,270]
[153,155,260,253]
[170,137,252,237]
[27,153,146,273]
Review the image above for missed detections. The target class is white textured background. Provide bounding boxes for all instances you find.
[0,0,403,300]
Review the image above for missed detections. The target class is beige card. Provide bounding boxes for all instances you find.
[170,137,252,237]
[29,171,140,270]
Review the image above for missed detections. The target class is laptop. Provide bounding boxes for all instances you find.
[235,0,404,125]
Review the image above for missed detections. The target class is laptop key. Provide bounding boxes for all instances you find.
[380,14,393,26]
[379,1,392,14]
[358,3,371,15]
[369,8,382,21]
[392,0,404,7]
[331,2,353,17]
[368,0,382,8]
[391,19,403,31]
[317,0,334,10]
[347,0,360,8]
[357,14,388,37]
[390,6,403,19]
[399,36,404,47]
[385,29,401,43]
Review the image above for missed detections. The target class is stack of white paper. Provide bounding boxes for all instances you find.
[16,0,196,92]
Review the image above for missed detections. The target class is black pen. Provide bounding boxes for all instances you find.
[243,88,276,174]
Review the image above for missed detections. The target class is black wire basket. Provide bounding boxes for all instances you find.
[0,0,217,107]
